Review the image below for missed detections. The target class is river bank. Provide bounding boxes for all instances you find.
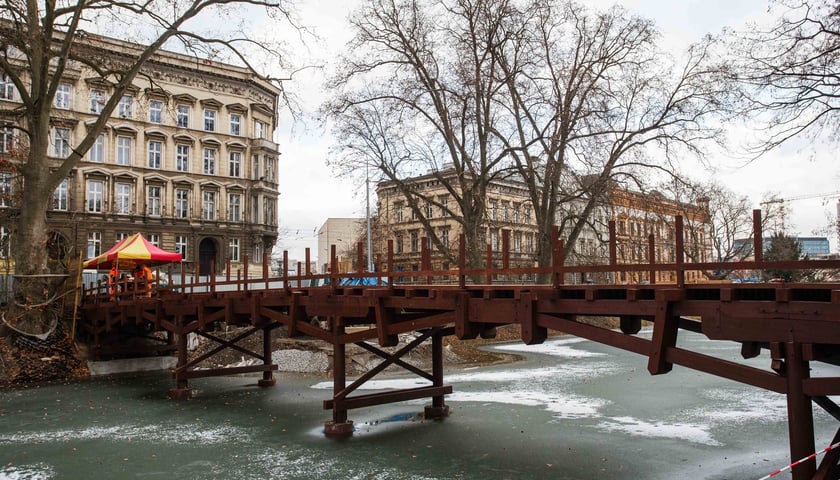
[0,316,616,389]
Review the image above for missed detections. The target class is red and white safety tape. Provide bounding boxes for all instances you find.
[758,441,840,480]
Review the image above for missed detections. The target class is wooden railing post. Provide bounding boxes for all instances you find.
[648,233,656,285]
[675,216,685,287]
[753,209,763,264]
[459,234,466,289]
[387,239,394,286]
[264,251,270,290]
[243,254,249,292]
[486,243,493,285]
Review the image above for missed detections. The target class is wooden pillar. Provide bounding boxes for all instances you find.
[425,331,450,419]
[325,322,353,437]
[257,326,276,387]
[168,322,192,399]
[785,342,817,480]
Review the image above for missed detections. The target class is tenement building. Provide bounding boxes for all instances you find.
[561,187,712,284]
[375,168,540,275]
[0,34,281,275]
[376,168,712,284]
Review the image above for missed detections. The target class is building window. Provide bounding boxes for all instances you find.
[147,185,161,216]
[0,75,14,100]
[53,127,71,158]
[525,233,533,253]
[229,238,240,262]
[115,136,132,165]
[396,234,404,254]
[116,232,129,242]
[87,231,101,258]
[55,83,71,109]
[251,154,260,180]
[203,109,216,132]
[89,89,105,113]
[229,114,241,136]
[0,226,10,258]
[491,229,499,251]
[228,151,241,177]
[502,202,509,222]
[148,100,163,124]
[514,231,522,253]
[202,190,216,220]
[425,202,433,218]
[254,120,266,139]
[203,148,216,175]
[523,206,530,223]
[148,234,160,246]
[117,95,133,118]
[250,194,259,223]
[89,134,104,163]
[0,173,11,207]
[175,144,190,172]
[264,156,276,182]
[147,140,162,169]
[410,231,419,253]
[263,198,276,226]
[228,193,241,222]
[394,202,403,222]
[175,188,189,218]
[439,196,448,216]
[513,203,521,223]
[490,200,498,221]
[175,235,187,258]
[115,183,131,214]
[441,227,450,247]
[0,125,13,153]
[176,105,190,128]
[52,179,68,211]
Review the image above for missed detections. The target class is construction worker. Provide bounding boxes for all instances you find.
[134,263,154,297]
[108,264,119,300]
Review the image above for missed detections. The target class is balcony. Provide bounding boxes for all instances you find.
[249,137,278,153]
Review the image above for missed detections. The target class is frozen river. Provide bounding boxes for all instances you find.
[1,329,837,479]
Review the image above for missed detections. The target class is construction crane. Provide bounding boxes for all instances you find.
[760,191,840,253]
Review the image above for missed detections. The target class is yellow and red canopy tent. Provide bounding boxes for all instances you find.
[82,233,182,270]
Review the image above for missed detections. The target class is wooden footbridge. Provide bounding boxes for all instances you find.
[79,214,840,480]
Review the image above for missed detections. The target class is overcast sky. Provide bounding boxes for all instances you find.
[274,0,839,261]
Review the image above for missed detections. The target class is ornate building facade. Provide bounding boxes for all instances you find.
[567,188,712,284]
[0,34,281,275]
[376,169,712,284]
[375,169,540,274]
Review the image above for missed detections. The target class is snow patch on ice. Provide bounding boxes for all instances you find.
[597,416,721,446]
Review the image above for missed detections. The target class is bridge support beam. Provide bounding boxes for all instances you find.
[257,325,276,387]
[325,321,353,438]
[324,326,452,436]
[168,326,192,399]
[424,330,450,420]
[784,342,817,480]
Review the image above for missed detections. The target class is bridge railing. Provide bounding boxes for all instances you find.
[81,210,840,303]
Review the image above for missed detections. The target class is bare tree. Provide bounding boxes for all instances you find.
[727,0,839,153]
[0,0,297,329]
[326,0,737,275]
[324,0,516,270]
[492,1,733,269]
[658,179,788,279]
